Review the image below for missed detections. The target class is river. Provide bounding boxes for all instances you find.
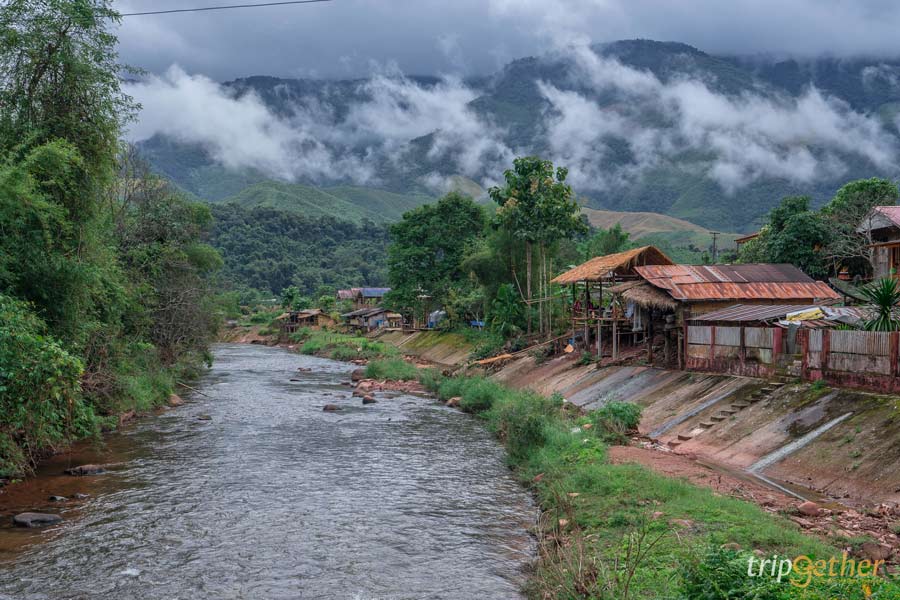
[0,344,536,599]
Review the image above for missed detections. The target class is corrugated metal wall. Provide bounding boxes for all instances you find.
[687,326,711,345]
[744,327,773,349]
[714,326,741,347]
[829,330,891,356]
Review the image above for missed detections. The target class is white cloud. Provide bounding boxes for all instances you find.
[126,65,514,188]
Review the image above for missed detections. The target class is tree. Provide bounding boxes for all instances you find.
[738,196,830,278]
[821,178,899,276]
[580,223,633,259]
[0,0,135,179]
[385,192,486,325]
[489,156,586,337]
[281,286,301,309]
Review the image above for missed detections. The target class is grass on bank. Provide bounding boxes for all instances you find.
[419,372,899,600]
[288,328,399,362]
[365,358,419,380]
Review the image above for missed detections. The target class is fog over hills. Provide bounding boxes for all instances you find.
[129,40,900,231]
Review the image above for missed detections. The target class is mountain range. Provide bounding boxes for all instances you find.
[135,39,900,232]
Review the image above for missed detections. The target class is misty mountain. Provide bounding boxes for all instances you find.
[133,40,900,232]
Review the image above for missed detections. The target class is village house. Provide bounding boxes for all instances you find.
[857,205,900,279]
[551,245,675,358]
[631,263,841,323]
[340,307,403,332]
[336,287,392,310]
[277,309,335,334]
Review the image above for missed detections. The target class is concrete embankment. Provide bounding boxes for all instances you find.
[274,327,900,508]
[475,351,900,508]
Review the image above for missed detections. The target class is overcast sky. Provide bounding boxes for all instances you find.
[115,0,900,81]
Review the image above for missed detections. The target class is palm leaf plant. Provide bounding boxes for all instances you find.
[860,277,900,331]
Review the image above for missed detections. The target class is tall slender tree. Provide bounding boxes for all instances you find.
[489,157,585,337]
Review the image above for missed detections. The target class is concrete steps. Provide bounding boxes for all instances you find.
[668,382,786,450]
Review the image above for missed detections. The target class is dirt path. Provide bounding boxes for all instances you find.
[608,445,899,567]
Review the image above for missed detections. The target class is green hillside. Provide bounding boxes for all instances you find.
[223,181,434,223]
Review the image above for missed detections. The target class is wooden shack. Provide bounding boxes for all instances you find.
[551,246,674,358]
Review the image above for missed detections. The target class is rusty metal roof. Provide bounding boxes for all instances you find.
[551,246,673,285]
[635,264,841,302]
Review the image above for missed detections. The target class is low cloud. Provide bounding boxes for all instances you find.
[126,65,513,187]
[124,66,375,183]
[538,46,898,193]
[127,47,899,197]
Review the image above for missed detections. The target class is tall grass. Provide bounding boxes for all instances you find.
[365,358,419,380]
[291,329,399,361]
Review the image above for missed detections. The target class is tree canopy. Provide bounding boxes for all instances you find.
[385,192,487,322]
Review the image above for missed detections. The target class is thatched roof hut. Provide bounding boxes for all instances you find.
[607,280,678,311]
[551,246,674,285]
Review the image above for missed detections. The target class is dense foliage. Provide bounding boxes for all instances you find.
[385,192,487,323]
[739,178,899,278]
[208,203,390,296]
[0,1,220,475]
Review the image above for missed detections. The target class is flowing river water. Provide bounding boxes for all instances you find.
[0,344,537,599]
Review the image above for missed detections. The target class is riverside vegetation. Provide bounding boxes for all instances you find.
[0,2,221,477]
[419,369,900,599]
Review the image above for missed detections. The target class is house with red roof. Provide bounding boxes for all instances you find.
[858,205,900,279]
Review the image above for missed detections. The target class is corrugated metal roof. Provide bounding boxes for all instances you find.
[341,307,386,318]
[551,246,673,284]
[689,304,820,323]
[361,287,391,297]
[874,206,900,228]
[635,264,840,302]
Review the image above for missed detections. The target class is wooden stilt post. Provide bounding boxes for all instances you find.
[583,282,590,350]
[612,316,618,360]
[570,283,576,347]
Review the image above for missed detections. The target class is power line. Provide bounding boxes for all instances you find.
[120,0,333,17]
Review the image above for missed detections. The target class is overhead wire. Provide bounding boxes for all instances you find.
[119,0,333,17]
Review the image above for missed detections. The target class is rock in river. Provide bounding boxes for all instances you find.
[362,395,377,404]
[13,513,63,528]
[351,368,366,382]
[323,404,342,412]
[48,496,68,502]
[168,393,184,407]
[64,464,105,476]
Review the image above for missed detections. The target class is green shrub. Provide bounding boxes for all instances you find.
[458,378,500,413]
[330,346,359,361]
[300,339,324,355]
[470,332,505,360]
[365,358,418,380]
[589,401,642,443]
[487,390,562,461]
[0,295,98,476]
[418,368,443,391]
[248,311,273,324]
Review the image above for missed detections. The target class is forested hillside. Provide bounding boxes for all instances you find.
[209,204,390,295]
[134,39,900,232]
